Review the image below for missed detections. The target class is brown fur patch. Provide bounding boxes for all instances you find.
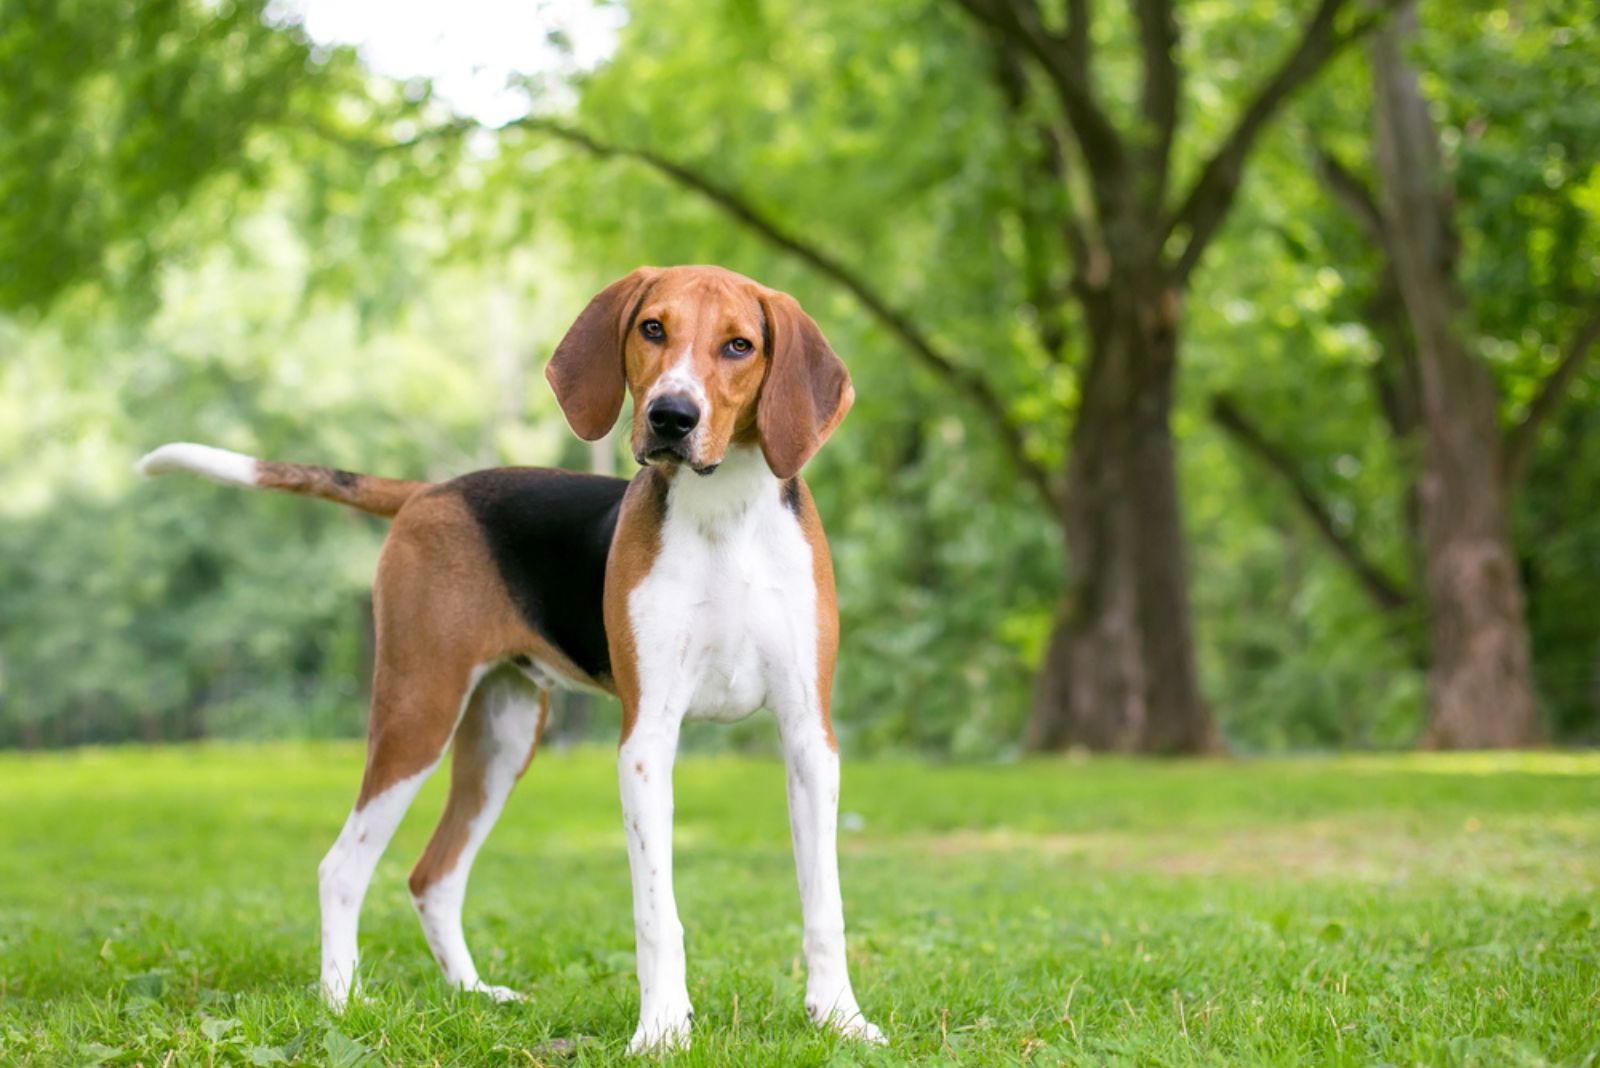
[355,493,596,810]
[545,269,661,441]
[602,468,670,745]
[528,690,551,773]
[788,477,841,750]
[256,460,428,518]
[753,289,853,479]
[406,682,493,898]
[407,672,546,897]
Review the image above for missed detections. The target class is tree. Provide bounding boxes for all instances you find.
[10,0,1592,754]
[918,0,1418,752]
[1368,1,1530,746]
[438,0,1399,752]
[0,0,534,746]
[1212,0,1600,746]
[0,0,316,312]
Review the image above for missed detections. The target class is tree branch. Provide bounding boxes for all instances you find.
[1309,141,1386,248]
[1305,136,1427,449]
[1065,0,1090,69]
[1502,306,1600,491]
[509,116,1063,508]
[1134,0,1181,206]
[986,33,1080,360]
[1210,393,1412,613]
[948,0,1126,191]
[1166,0,1397,285]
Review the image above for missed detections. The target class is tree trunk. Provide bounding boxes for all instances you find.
[1028,273,1216,753]
[1372,3,1541,748]
[1414,366,1539,747]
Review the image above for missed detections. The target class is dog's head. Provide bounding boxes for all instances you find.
[545,265,852,479]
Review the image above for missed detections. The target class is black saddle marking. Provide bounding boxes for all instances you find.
[453,468,629,684]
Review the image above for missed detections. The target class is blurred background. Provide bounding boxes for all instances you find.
[2,0,1596,757]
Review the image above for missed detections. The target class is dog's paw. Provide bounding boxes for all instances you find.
[833,1014,886,1045]
[627,1003,693,1055]
[320,979,354,1014]
[467,982,524,1003]
[808,997,886,1045]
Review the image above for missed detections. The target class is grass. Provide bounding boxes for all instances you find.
[1,744,1597,1066]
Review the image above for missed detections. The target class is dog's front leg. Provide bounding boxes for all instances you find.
[777,706,884,1044]
[618,713,693,1053]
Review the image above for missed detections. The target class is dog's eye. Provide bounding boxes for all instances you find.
[723,337,753,358]
[640,319,665,341]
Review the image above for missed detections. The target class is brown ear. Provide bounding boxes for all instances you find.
[545,268,660,441]
[756,289,853,479]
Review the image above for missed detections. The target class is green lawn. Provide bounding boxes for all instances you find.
[1,744,1596,1066]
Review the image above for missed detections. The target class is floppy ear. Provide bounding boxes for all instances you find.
[545,268,660,441]
[756,289,854,479]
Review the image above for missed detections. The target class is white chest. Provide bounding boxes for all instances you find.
[626,451,819,722]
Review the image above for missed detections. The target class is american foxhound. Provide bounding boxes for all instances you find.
[138,265,881,1051]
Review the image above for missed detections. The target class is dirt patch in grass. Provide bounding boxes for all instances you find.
[860,816,1600,891]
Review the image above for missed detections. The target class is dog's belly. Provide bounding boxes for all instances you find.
[511,654,611,697]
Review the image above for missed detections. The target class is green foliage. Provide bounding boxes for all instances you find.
[2,745,1598,1064]
[1434,2,1600,340]
[1183,153,1428,747]
[1422,2,1600,738]
[0,0,313,311]
[1518,397,1600,742]
[1222,0,1600,742]
[0,0,1595,751]
[0,208,592,744]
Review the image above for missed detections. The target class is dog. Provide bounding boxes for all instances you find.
[138,265,882,1051]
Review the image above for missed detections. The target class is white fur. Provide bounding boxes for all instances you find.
[318,762,435,1010]
[781,715,880,1043]
[317,665,489,1010]
[136,442,259,487]
[644,347,712,464]
[647,347,710,412]
[620,446,881,1050]
[411,672,543,1002]
[631,447,809,723]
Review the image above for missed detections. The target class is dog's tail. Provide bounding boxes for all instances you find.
[136,442,429,519]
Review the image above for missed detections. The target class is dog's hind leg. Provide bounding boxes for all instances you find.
[318,663,482,1011]
[408,669,547,1000]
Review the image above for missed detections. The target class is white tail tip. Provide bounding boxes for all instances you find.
[136,443,260,487]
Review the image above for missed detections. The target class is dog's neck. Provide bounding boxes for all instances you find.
[659,444,779,533]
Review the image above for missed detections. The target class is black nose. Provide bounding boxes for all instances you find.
[647,395,700,442]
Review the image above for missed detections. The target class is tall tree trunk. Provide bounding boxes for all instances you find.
[1413,356,1538,747]
[1028,271,1216,753]
[1372,3,1541,748]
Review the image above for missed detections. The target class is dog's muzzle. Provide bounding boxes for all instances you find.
[646,395,699,443]
[639,395,719,475]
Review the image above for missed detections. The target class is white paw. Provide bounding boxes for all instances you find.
[466,981,524,1003]
[808,999,885,1045]
[320,978,353,1013]
[627,1004,693,1054]
[834,1014,887,1045]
